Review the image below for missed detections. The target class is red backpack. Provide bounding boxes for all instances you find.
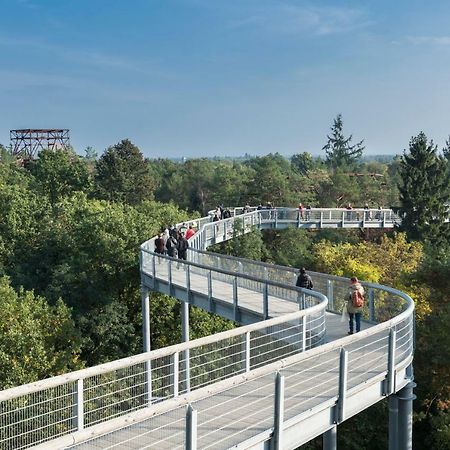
[352,289,364,308]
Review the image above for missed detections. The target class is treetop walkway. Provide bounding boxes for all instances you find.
[0,208,416,450]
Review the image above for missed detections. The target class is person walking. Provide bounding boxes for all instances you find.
[347,276,365,334]
[296,267,314,290]
[177,231,189,268]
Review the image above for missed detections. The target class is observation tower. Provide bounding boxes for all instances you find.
[10,129,70,160]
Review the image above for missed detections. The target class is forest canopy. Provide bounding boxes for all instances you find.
[0,123,449,448]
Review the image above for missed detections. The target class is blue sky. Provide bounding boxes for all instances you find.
[1,0,450,158]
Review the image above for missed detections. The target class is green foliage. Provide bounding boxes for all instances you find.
[212,223,269,262]
[290,152,315,176]
[94,139,156,205]
[0,277,82,389]
[30,148,91,205]
[398,132,450,247]
[263,228,314,269]
[322,114,364,170]
[244,153,301,206]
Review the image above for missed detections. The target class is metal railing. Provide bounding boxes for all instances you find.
[0,206,415,450]
[48,287,413,449]
[0,291,326,450]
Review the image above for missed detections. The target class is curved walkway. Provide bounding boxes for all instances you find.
[0,208,415,450]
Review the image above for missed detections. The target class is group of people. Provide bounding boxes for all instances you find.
[346,203,385,221]
[154,223,197,263]
[212,205,232,222]
[297,203,312,220]
[296,268,364,335]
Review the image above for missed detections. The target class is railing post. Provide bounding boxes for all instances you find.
[320,211,323,228]
[327,280,334,311]
[386,328,397,395]
[73,378,84,431]
[168,259,172,290]
[207,270,214,313]
[173,351,179,397]
[141,286,152,405]
[368,288,376,321]
[263,282,269,319]
[336,348,348,423]
[181,301,190,393]
[273,372,285,450]
[341,211,345,227]
[151,254,156,288]
[186,265,192,303]
[245,331,251,372]
[274,209,278,228]
[298,291,306,310]
[233,277,239,322]
[185,404,197,450]
[302,315,307,351]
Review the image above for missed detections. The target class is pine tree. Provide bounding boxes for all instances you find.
[322,114,364,169]
[398,132,449,247]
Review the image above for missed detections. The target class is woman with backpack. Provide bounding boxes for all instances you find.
[347,276,365,334]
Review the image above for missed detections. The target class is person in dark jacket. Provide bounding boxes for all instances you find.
[177,232,189,263]
[296,267,313,289]
[166,234,178,258]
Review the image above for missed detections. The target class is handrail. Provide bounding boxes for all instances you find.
[0,300,326,402]
[0,206,415,450]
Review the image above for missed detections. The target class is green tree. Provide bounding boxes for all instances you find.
[263,228,314,269]
[94,139,156,205]
[291,152,314,176]
[244,154,302,206]
[398,132,449,247]
[30,148,91,205]
[322,114,364,169]
[0,276,82,389]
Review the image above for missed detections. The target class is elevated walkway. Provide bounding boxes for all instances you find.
[0,208,416,450]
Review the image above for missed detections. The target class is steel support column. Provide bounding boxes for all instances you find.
[388,395,399,450]
[323,425,337,450]
[397,380,416,450]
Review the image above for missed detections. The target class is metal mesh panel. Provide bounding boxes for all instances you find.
[347,331,390,387]
[185,336,246,392]
[0,383,76,449]
[84,363,147,427]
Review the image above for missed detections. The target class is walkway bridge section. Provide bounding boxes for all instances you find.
[0,208,415,450]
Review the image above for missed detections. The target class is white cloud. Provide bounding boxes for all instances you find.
[224,2,371,36]
[0,35,171,77]
[406,36,450,46]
